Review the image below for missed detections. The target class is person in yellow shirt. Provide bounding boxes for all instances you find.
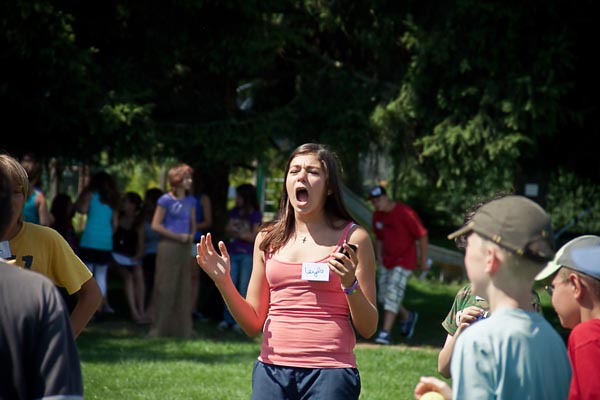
[0,153,101,338]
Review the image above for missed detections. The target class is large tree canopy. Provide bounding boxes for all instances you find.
[1,0,598,232]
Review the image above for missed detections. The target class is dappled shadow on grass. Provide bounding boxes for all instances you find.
[78,318,261,365]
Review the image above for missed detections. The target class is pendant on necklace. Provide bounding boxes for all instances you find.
[302,237,307,243]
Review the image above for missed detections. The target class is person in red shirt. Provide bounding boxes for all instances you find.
[535,235,600,400]
[369,185,428,344]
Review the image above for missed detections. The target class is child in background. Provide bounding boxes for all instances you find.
[218,183,262,331]
[190,171,213,321]
[50,193,78,253]
[437,283,542,378]
[20,153,52,226]
[75,171,120,316]
[111,191,149,324]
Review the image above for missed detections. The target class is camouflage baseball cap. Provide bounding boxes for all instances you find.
[535,235,600,281]
[448,195,555,262]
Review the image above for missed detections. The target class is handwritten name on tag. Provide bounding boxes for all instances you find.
[301,262,330,281]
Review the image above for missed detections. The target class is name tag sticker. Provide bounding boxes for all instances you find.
[302,262,330,281]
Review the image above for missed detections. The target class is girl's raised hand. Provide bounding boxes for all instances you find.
[196,233,231,285]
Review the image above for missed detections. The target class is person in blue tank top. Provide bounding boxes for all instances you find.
[20,154,52,226]
[75,170,120,315]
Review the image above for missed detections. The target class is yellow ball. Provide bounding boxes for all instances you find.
[420,392,445,400]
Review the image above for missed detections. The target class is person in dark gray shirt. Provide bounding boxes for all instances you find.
[0,155,83,400]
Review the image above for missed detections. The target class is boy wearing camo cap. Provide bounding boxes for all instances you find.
[415,195,571,400]
[437,191,543,378]
[535,235,600,399]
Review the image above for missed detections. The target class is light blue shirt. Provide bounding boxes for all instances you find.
[452,307,571,399]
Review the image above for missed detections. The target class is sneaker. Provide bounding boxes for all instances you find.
[192,311,208,321]
[400,311,419,339]
[217,321,230,331]
[232,324,244,334]
[101,303,115,314]
[374,330,391,345]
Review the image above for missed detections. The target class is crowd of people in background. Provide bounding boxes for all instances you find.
[1,146,599,399]
[6,155,269,339]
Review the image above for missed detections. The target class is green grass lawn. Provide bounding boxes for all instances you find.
[78,276,564,399]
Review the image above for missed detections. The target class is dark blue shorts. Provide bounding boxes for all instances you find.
[250,360,361,400]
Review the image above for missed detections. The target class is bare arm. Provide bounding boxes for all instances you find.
[73,190,92,214]
[438,334,456,378]
[196,232,270,337]
[418,233,429,270]
[134,222,145,261]
[330,227,378,338]
[111,209,119,234]
[375,238,383,264]
[35,191,53,226]
[437,306,485,378]
[197,194,212,231]
[151,205,192,243]
[70,277,102,338]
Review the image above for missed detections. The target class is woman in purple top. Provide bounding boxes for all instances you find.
[149,163,196,338]
[219,183,262,331]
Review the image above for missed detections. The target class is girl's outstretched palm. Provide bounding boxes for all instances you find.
[196,233,231,285]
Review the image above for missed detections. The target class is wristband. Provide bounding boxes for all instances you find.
[342,278,359,295]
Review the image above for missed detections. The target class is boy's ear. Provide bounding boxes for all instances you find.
[485,247,501,275]
[571,274,585,301]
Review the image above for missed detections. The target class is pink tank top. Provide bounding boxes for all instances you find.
[258,223,357,368]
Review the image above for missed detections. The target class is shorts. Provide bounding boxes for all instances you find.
[79,247,112,264]
[251,361,360,400]
[377,265,412,314]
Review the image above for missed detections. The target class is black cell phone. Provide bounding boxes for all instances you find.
[339,243,358,258]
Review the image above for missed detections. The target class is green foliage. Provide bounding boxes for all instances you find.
[1,0,596,234]
[1,0,98,159]
[547,168,600,236]
[369,1,578,226]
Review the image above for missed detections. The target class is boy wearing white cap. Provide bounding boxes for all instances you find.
[535,235,600,400]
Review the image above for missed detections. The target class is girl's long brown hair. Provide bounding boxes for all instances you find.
[259,143,354,253]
